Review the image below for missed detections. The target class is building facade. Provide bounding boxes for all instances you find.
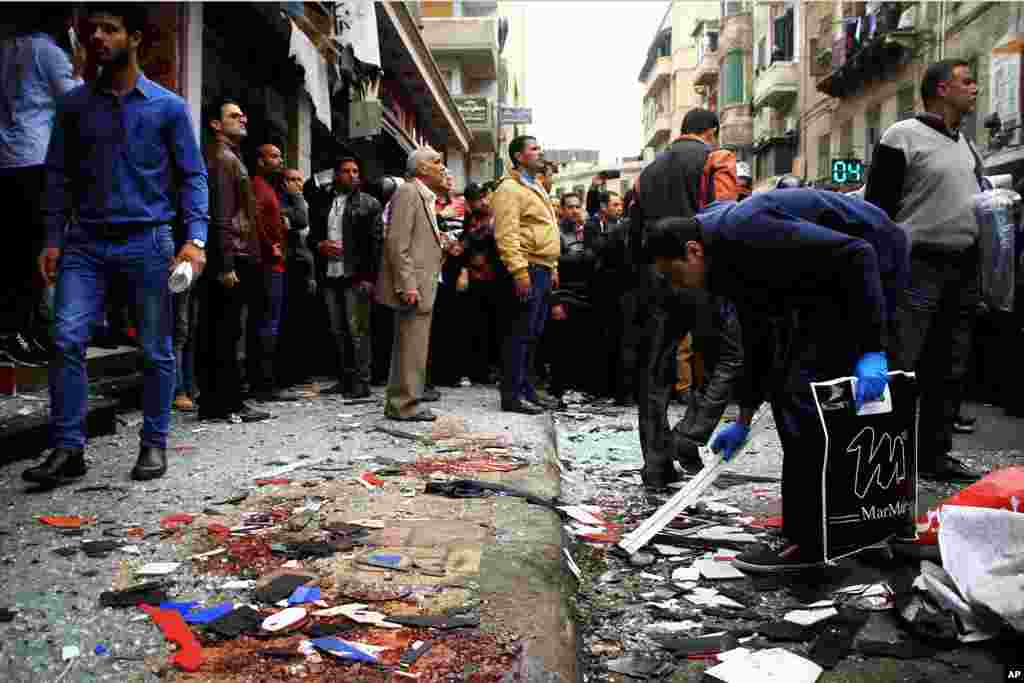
[418,0,501,185]
[802,1,1023,189]
[639,2,722,156]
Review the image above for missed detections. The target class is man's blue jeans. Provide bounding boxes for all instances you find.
[51,225,176,450]
[501,264,552,404]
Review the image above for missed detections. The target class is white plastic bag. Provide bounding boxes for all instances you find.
[974,189,1020,313]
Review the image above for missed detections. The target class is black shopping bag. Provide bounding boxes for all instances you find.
[811,371,919,563]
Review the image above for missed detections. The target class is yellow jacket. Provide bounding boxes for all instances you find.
[492,169,560,280]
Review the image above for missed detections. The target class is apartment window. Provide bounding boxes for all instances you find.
[897,85,915,120]
[840,120,853,156]
[865,106,881,165]
[818,133,831,181]
[723,50,745,106]
[722,1,745,17]
[772,7,795,62]
[707,31,719,52]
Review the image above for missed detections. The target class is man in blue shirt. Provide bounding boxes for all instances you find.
[643,188,909,573]
[0,7,83,366]
[24,4,209,486]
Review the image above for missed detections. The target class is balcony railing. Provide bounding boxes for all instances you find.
[695,50,720,86]
[420,16,499,80]
[754,60,798,110]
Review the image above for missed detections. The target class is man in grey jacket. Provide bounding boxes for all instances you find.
[865,59,984,483]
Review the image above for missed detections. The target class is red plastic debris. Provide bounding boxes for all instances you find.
[206,523,231,539]
[254,478,291,486]
[139,604,204,672]
[917,466,1024,545]
[750,516,783,529]
[38,515,96,529]
[160,514,195,530]
[359,472,386,488]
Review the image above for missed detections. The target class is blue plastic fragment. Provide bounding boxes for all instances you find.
[94,644,109,656]
[310,637,379,664]
[288,585,321,606]
[369,554,403,567]
[158,601,200,617]
[183,602,234,625]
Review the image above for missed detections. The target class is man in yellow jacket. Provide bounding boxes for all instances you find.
[492,135,561,414]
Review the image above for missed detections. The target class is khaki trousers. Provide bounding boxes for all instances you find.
[385,308,433,418]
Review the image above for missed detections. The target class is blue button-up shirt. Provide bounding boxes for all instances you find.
[42,73,209,247]
[0,33,81,168]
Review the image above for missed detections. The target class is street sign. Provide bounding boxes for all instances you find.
[831,158,864,184]
[454,97,489,126]
[500,106,533,124]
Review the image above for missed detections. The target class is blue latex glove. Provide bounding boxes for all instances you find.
[710,423,751,462]
[854,351,889,410]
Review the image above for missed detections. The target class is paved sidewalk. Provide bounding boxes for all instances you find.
[0,384,576,682]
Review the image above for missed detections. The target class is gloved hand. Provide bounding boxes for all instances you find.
[710,423,751,462]
[854,351,889,410]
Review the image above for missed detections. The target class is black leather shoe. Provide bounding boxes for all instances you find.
[249,389,300,402]
[921,455,982,483]
[321,382,347,396]
[641,467,682,490]
[952,418,976,434]
[236,404,272,423]
[501,400,543,415]
[421,387,441,402]
[345,383,371,399]
[22,448,86,484]
[131,446,167,481]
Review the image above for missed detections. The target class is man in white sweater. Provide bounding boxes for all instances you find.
[865,59,983,483]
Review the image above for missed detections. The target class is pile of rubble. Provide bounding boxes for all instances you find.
[554,396,1024,682]
[5,416,536,682]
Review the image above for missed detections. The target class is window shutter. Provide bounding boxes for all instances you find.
[726,51,744,105]
[774,15,788,62]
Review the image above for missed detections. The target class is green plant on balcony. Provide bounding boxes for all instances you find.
[815,48,832,68]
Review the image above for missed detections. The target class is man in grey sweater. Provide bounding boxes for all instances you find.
[865,59,984,483]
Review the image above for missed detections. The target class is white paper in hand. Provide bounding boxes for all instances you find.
[169,261,194,293]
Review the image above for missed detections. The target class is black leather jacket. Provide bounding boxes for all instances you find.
[307,188,383,285]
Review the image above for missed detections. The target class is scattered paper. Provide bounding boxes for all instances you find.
[716,647,752,662]
[638,572,666,583]
[61,645,80,661]
[559,505,606,527]
[802,600,835,609]
[262,607,308,632]
[563,549,582,580]
[939,505,1024,633]
[704,502,744,515]
[190,548,227,561]
[644,620,702,635]
[694,559,746,580]
[313,604,367,617]
[704,647,823,683]
[120,545,141,555]
[684,588,744,609]
[671,567,700,583]
[784,607,838,626]
[136,562,181,576]
[653,544,689,556]
[221,580,256,591]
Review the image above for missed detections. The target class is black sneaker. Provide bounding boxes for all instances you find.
[732,537,825,573]
[952,417,976,434]
[0,333,45,367]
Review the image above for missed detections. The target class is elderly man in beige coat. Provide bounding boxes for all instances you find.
[377,148,446,421]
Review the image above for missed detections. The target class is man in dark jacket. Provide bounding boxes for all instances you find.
[308,156,383,397]
[636,108,738,224]
[643,188,909,573]
[275,168,316,388]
